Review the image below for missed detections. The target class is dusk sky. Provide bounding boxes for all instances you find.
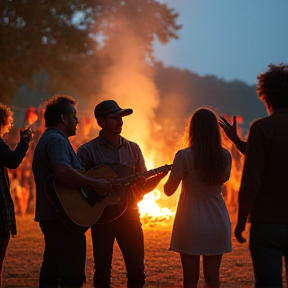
[153,0,288,86]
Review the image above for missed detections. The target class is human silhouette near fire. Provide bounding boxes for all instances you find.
[220,63,288,288]
[76,100,168,288]
[0,103,33,287]
[164,108,232,288]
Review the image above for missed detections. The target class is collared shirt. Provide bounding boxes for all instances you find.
[0,138,29,235]
[77,133,147,211]
[238,108,288,224]
[77,134,146,174]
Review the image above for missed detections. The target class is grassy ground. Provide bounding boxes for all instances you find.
[2,214,285,288]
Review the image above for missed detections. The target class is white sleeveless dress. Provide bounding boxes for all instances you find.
[169,147,232,255]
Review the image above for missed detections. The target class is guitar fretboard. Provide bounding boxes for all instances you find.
[113,164,172,188]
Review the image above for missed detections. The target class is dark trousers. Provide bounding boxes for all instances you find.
[0,233,10,285]
[91,214,145,288]
[39,218,86,288]
[250,223,288,288]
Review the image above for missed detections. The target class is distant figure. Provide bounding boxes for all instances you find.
[9,168,29,217]
[9,170,22,215]
[77,100,168,288]
[19,180,29,216]
[0,103,33,287]
[164,108,232,288]
[32,95,114,288]
[231,64,288,288]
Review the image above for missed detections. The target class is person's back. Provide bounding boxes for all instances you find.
[164,108,232,288]
[177,147,231,198]
[0,103,33,286]
[235,63,288,288]
[244,111,288,223]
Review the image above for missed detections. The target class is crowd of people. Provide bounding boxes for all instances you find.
[0,63,287,288]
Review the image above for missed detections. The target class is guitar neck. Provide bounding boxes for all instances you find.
[114,164,172,188]
[143,165,172,178]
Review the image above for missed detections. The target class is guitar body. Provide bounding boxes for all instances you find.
[45,164,172,235]
[45,164,129,234]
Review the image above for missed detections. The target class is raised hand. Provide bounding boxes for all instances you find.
[219,115,240,144]
[219,115,247,154]
[20,127,34,143]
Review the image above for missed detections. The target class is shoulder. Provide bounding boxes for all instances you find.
[222,147,231,157]
[250,115,271,130]
[176,147,192,156]
[41,129,66,142]
[77,138,98,153]
[174,148,192,161]
[123,138,141,152]
[37,129,66,148]
[222,147,232,162]
[247,117,270,139]
[0,137,7,146]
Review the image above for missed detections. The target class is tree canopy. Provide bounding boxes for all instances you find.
[0,0,181,102]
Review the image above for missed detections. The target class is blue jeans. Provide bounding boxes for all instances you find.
[249,223,288,288]
[91,212,145,288]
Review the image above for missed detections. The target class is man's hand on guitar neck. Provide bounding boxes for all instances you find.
[105,164,171,195]
[134,175,146,187]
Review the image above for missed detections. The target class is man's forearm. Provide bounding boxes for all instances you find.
[142,175,163,193]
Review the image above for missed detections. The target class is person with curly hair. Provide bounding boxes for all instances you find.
[0,103,33,286]
[220,63,288,287]
[32,95,115,288]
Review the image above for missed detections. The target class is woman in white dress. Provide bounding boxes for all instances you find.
[164,108,232,288]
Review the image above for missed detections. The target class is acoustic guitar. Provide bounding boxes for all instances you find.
[45,164,172,234]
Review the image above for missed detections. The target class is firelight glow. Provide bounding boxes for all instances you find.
[136,158,175,223]
[138,189,174,221]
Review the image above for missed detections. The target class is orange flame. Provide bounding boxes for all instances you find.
[138,189,174,224]
[25,107,38,125]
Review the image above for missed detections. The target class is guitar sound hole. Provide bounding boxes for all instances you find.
[84,189,108,207]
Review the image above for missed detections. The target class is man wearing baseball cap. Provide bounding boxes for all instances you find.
[77,100,167,288]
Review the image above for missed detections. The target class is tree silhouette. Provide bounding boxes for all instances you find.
[0,0,181,102]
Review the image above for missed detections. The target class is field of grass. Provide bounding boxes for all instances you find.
[2,214,284,288]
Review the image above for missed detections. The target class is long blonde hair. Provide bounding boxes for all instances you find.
[188,108,227,184]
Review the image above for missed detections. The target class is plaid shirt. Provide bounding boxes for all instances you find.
[0,138,29,235]
[0,166,16,235]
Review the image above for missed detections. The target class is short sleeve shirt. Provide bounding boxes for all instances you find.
[33,128,82,222]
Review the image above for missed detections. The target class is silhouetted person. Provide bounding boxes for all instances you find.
[0,103,33,286]
[77,100,168,288]
[164,108,232,288]
[32,95,113,288]
[223,63,288,287]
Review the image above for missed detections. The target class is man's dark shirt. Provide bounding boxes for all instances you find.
[238,108,288,224]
